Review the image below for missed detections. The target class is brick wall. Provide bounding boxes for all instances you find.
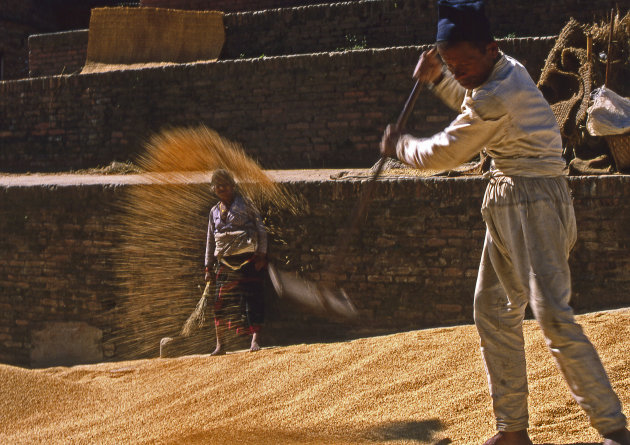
[28,31,88,77]
[2,38,554,174]
[5,0,625,80]
[140,0,618,33]
[0,185,120,366]
[0,22,29,80]
[0,0,56,80]
[25,1,559,78]
[1,175,630,367]
[27,0,625,79]
[28,0,622,75]
[216,0,623,58]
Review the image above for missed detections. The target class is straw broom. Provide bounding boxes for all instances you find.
[180,279,213,337]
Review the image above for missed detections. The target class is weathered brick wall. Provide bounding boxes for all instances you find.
[221,0,437,59]
[219,0,624,58]
[0,0,56,80]
[28,31,88,78]
[220,0,586,60]
[28,0,623,75]
[0,185,120,367]
[1,175,630,367]
[2,38,553,174]
[142,0,619,40]
[6,0,626,80]
[1,22,46,80]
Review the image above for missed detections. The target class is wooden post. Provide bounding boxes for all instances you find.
[605,9,615,87]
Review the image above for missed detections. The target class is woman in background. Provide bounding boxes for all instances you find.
[205,169,268,355]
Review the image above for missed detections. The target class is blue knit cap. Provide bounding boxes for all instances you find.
[436,0,493,43]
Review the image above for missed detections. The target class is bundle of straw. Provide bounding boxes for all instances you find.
[137,125,301,213]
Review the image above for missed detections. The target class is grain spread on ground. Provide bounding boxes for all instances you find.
[1,308,628,444]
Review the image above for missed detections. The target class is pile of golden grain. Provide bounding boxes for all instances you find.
[1,309,628,444]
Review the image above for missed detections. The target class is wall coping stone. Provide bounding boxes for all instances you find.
[3,171,630,188]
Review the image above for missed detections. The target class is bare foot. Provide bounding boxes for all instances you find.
[483,430,533,445]
[210,346,226,356]
[250,333,261,352]
[604,428,630,445]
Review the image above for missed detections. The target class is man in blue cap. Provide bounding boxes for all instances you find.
[380,1,630,444]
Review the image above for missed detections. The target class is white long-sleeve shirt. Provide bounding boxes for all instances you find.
[396,54,567,177]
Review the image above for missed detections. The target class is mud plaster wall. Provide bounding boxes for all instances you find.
[2,38,553,174]
[1,175,630,368]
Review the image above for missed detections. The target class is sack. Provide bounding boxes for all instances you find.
[586,87,630,136]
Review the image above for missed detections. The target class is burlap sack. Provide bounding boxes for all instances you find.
[82,7,225,74]
[537,20,588,144]
[537,13,630,172]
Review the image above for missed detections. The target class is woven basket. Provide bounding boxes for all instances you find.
[606,133,630,171]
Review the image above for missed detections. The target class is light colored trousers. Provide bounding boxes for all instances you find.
[474,175,626,434]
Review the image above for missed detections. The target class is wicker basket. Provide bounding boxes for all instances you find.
[606,133,630,171]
